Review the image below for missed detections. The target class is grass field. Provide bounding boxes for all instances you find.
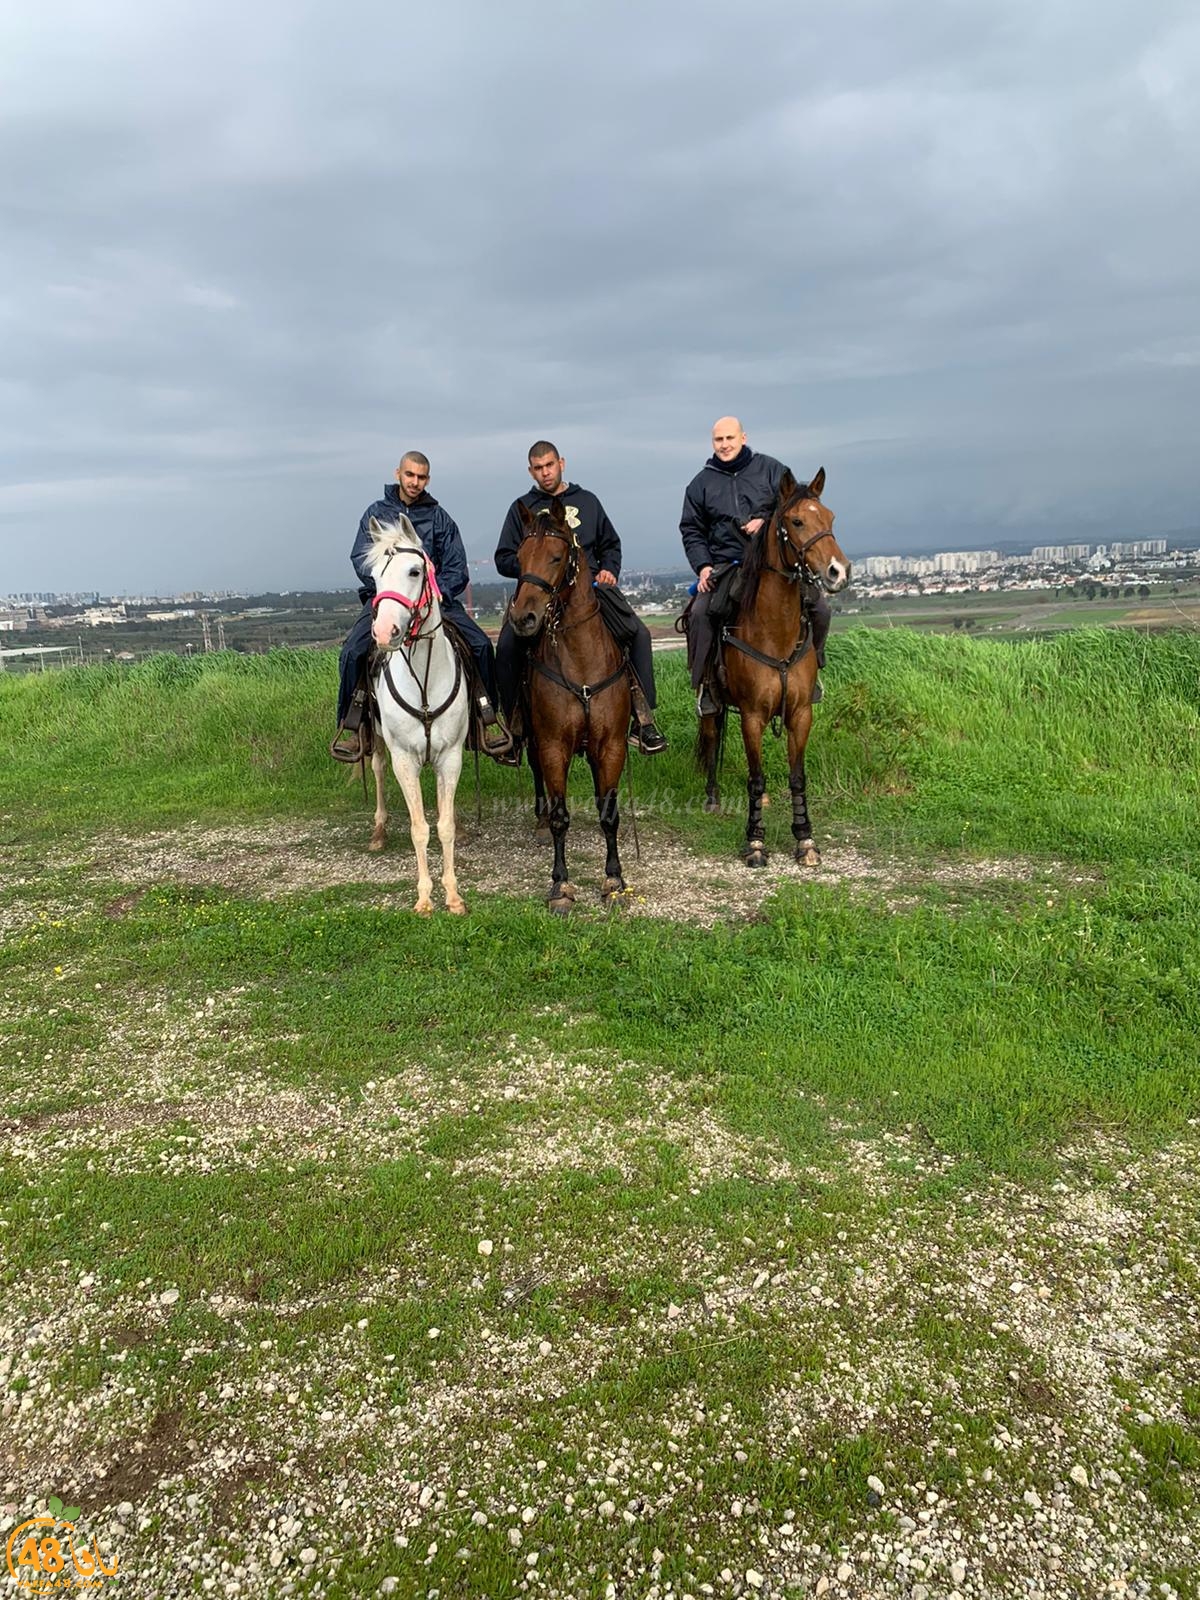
[1,632,1198,1599]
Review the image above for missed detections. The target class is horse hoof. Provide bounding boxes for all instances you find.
[794,842,821,868]
[703,797,721,814]
[742,846,769,870]
[368,834,386,853]
[413,901,433,916]
[446,898,468,915]
[548,896,575,916]
[601,877,627,905]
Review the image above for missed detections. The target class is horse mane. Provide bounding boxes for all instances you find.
[365,513,421,582]
[737,483,811,613]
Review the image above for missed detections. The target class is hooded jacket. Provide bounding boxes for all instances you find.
[679,449,788,573]
[495,484,622,584]
[351,484,469,601]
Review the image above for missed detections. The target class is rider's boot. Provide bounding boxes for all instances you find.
[330,686,371,763]
[626,676,668,754]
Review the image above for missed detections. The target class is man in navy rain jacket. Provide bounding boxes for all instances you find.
[680,416,831,713]
[331,451,508,762]
[493,441,667,758]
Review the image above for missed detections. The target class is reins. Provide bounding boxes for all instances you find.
[372,541,463,765]
[720,486,833,731]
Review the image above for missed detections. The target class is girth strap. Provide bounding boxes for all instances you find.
[722,622,811,727]
[530,653,628,735]
[382,648,463,767]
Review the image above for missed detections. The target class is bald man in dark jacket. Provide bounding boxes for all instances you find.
[680,416,830,711]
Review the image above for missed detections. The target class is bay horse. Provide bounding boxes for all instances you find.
[509,497,632,914]
[365,516,471,914]
[697,468,851,868]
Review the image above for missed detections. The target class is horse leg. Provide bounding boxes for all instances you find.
[528,740,551,840]
[390,749,435,914]
[787,707,820,867]
[589,745,626,903]
[368,741,389,851]
[435,750,467,914]
[697,710,723,813]
[541,748,576,914]
[740,713,769,868]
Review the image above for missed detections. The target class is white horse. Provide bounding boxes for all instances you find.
[365,516,471,915]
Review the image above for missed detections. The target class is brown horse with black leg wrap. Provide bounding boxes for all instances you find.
[697,467,851,868]
[510,497,632,914]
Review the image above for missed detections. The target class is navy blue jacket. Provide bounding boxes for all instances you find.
[496,485,622,584]
[351,485,469,601]
[679,450,788,573]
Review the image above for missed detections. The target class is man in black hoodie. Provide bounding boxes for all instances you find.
[493,441,667,757]
[680,416,831,713]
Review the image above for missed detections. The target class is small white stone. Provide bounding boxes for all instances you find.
[816,1576,830,1595]
[508,1528,522,1548]
[951,1560,967,1586]
[477,1239,494,1256]
[538,1340,552,1357]
[160,1289,180,1306]
[837,1563,853,1581]
[471,1510,487,1526]
[299,1548,317,1565]
[379,1580,399,1595]
[1069,1464,1089,1488]
[745,1572,764,1591]
[667,1302,683,1319]
[418,1486,435,1508]
[521,1508,535,1525]
[116,1502,134,1520]
[1023,1488,1043,1510]
[912,1587,929,1600]
[867,1474,885,1495]
[599,1500,616,1518]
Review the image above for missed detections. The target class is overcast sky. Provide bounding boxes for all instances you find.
[2,0,1197,593]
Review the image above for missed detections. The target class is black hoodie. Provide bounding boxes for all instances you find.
[495,484,622,583]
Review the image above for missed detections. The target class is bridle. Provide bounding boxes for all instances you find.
[371,544,443,649]
[370,541,461,766]
[770,487,839,589]
[512,521,593,639]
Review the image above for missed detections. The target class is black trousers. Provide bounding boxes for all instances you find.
[336,599,497,725]
[494,584,658,723]
[687,583,831,691]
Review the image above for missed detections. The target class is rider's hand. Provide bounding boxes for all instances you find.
[698,566,714,593]
[596,569,617,586]
[742,518,765,535]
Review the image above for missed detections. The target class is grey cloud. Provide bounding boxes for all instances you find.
[1,0,1197,592]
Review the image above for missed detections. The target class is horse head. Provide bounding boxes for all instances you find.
[365,515,441,648]
[510,497,578,638]
[775,469,851,593]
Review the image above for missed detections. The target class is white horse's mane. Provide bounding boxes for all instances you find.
[366,514,425,581]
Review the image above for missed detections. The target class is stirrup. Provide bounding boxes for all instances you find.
[697,687,719,716]
[330,726,366,763]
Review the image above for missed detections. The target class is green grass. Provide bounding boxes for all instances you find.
[2,630,1199,868]
[3,629,1199,1595]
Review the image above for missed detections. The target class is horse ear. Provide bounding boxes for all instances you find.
[517,501,535,531]
[777,469,797,504]
[545,497,568,528]
[809,467,826,498]
[368,516,383,537]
